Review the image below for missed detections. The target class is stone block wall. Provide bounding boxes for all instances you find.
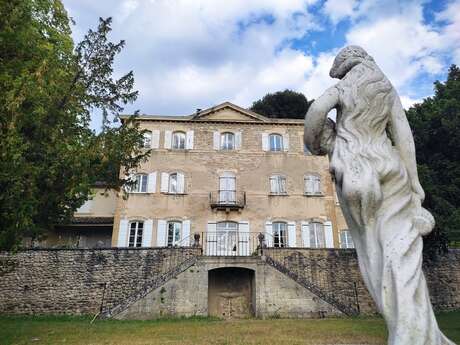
[0,248,200,315]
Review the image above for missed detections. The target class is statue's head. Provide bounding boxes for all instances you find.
[330,45,373,79]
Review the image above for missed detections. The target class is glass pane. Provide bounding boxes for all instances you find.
[140,175,147,192]
[269,134,282,151]
[173,132,185,149]
[169,174,177,193]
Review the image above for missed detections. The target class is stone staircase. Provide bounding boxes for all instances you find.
[262,251,360,316]
[100,255,199,319]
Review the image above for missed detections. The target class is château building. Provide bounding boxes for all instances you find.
[112,102,353,253]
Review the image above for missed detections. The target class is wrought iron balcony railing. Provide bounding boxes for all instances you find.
[209,191,246,210]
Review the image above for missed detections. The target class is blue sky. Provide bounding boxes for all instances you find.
[62,0,460,130]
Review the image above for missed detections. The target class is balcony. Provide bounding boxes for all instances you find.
[209,191,246,211]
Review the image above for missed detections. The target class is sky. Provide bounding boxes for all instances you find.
[62,0,460,130]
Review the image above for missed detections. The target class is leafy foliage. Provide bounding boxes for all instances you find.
[0,0,148,250]
[250,89,313,119]
[406,65,460,253]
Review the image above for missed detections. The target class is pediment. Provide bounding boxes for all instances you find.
[192,102,267,122]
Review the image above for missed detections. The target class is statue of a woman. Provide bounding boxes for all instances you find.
[304,45,455,345]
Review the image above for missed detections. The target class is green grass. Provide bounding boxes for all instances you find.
[0,312,459,345]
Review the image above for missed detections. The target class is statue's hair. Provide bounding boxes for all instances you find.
[330,45,374,79]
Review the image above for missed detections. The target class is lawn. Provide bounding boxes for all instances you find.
[1,312,459,345]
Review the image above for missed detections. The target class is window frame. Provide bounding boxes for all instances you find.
[269,174,287,195]
[168,173,178,194]
[272,221,288,248]
[310,222,325,248]
[269,133,283,152]
[131,174,148,193]
[219,173,236,203]
[220,132,235,151]
[172,131,186,150]
[167,221,182,247]
[143,131,152,148]
[304,174,322,195]
[340,229,355,249]
[128,221,144,247]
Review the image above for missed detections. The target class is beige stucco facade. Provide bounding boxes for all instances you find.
[111,102,351,252]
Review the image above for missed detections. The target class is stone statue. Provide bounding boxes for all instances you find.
[304,46,455,345]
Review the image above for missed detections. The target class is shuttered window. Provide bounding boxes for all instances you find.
[304,174,321,195]
[143,131,152,148]
[269,134,283,151]
[130,174,148,193]
[167,221,182,246]
[310,222,325,248]
[269,175,286,194]
[172,131,186,149]
[128,221,143,247]
[340,230,354,248]
[273,222,288,248]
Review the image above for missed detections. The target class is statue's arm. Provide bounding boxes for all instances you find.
[390,95,425,202]
[304,86,339,155]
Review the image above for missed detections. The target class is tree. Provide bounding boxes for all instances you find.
[0,0,148,250]
[406,65,460,254]
[250,89,313,119]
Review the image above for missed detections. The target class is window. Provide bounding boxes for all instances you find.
[310,222,325,248]
[340,230,354,248]
[304,174,321,195]
[269,134,283,151]
[269,175,286,194]
[172,131,186,149]
[143,131,152,148]
[128,221,143,247]
[130,174,148,193]
[273,222,287,248]
[220,132,235,150]
[168,173,179,193]
[167,221,182,246]
[219,173,236,203]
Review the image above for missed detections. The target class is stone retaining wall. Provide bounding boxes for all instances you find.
[0,248,200,315]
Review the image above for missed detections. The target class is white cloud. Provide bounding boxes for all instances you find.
[323,0,357,24]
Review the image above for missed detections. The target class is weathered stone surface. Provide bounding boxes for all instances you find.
[305,45,456,344]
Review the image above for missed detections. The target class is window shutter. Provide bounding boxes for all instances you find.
[301,221,310,247]
[262,133,269,151]
[181,220,191,246]
[164,130,172,149]
[288,221,296,247]
[324,221,334,248]
[147,172,157,193]
[265,221,273,247]
[213,131,220,150]
[151,130,160,149]
[160,172,169,193]
[117,219,129,247]
[177,172,185,193]
[238,221,250,256]
[305,176,314,194]
[269,177,277,193]
[157,220,167,246]
[235,132,242,150]
[283,133,289,151]
[206,222,217,256]
[142,219,153,247]
[186,130,194,150]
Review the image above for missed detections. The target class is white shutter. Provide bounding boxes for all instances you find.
[157,220,167,247]
[117,219,129,247]
[305,176,314,194]
[147,172,157,193]
[206,222,217,256]
[164,130,172,149]
[301,221,310,247]
[283,133,289,151]
[177,172,185,194]
[186,130,194,150]
[262,133,269,151]
[142,219,153,247]
[288,221,296,247]
[160,172,169,193]
[324,221,334,248]
[238,221,250,256]
[235,132,242,150]
[213,131,220,150]
[151,130,160,149]
[269,177,277,193]
[181,220,191,246]
[265,221,273,247]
